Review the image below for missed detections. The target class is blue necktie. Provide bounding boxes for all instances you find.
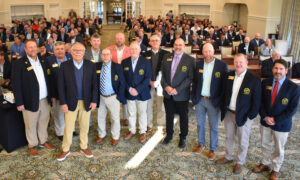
[100,65,107,95]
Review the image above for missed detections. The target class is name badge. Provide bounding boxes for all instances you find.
[146,57,151,60]
[167,58,172,61]
[199,69,204,73]
[91,59,96,63]
[215,72,220,78]
[282,98,288,105]
[27,66,33,71]
[115,74,118,81]
[96,70,101,74]
[243,88,250,95]
[228,76,234,80]
[266,86,272,90]
[139,69,144,75]
[52,63,58,68]
[124,67,129,71]
[182,66,187,72]
[47,69,51,75]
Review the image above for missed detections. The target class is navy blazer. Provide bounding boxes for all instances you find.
[58,60,97,111]
[191,59,228,107]
[96,61,126,105]
[221,71,261,126]
[11,56,52,111]
[121,56,152,101]
[260,78,300,132]
[249,39,265,49]
[47,55,72,99]
[292,63,300,78]
[238,43,255,55]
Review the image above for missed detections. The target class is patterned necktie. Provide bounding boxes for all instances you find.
[171,55,180,83]
[100,65,107,95]
[271,81,279,107]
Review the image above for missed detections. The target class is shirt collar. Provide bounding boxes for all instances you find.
[103,61,112,68]
[27,55,39,64]
[152,49,159,54]
[235,70,247,78]
[273,76,286,85]
[131,56,139,62]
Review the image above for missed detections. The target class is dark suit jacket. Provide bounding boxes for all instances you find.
[121,56,152,101]
[2,59,12,80]
[165,33,175,43]
[261,58,274,78]
[221,71,261,126]
[191,59,228,107]
[96,62,126,104]
[216,39,230,49]
[141,34,149,47]
[260,78,300,132]
[161,53,195,101]
[84,49,102,63]
[46,44,54,54]
[140,43,147,53]
[35,38,45,47]
[234,34,245,42]
[160,36,167,47]
[47,55,72,99]
[58,60,97,111]
[181,34,192,43]
[238,43,255,55]
[196,30,208,37]
[11,56,52,111]
[57,33,70,42]
[249,39,265,49]
[2,34,14,42]
[292,63,300,78]
[142,49,170,81]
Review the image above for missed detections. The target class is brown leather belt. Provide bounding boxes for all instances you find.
[101,94,116,98]
[227,108,236,114]
[201,95,211,100]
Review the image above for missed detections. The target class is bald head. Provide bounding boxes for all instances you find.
[244,37,250,44]
[255,33,261,40]
[202,43,215,62]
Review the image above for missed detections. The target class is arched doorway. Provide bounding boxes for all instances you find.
[222,3,248,31]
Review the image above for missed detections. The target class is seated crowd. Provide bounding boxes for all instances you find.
[0,13,299,180]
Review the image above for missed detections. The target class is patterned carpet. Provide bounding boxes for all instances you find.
[1,25,300,179]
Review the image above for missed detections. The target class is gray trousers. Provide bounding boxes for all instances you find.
[53,100,65,136]
[146,88,166,128]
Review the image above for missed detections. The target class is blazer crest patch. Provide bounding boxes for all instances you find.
[243,88,250,95]
[139,69,144,75]
[115,74,118,81]
[215,72,220,78]
[182,66,187,72]
[282,98,288,105]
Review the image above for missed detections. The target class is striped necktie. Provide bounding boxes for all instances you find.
[100,64,108,95]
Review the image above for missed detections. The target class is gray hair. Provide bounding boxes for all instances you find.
[54,41,65,47]
[272,49,281,56]
[71,42,86,51]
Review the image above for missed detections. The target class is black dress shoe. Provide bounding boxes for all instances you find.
[57,136,63,141]
[178,139,186,148]
[73,131,79,137]
[162,137,172,145]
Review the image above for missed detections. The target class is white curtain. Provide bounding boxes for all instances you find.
[279,0,300,63]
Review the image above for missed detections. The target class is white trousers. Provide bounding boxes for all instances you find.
[146,88,166,128]
[127,100,147,134]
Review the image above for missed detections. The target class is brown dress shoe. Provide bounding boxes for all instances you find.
[139,133,146,143]
[252,163,270,173]
[124,132,135,140]
[194,145,205,153]
[270,170,280,180]
[96,137,104,143]
[40,142,55,150]
[146,127,152,134]
[233,163,242,174]
[112,139,119,146]
[215,157,233,165]
[123,119,129,126]
[29,147,38,157]
[81,149,93,158]
[207,150,216,160]
[57,151,70,161]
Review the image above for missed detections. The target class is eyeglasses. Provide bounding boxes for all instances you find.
[72,49,84,52]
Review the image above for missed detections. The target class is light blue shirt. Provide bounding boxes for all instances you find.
[201,59,215,97]
[91,49,100,62]
[73,60,83,69]
[56,56,67,67]
[11,42,25,55]
[131,57,139,72]
[100,61,115,95]
[244,44,249,54]
[272,77,286,95]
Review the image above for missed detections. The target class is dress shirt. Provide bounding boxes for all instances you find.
[244,44,249,54]
[28,56,48,100]
[91,49,100,62]
[11,43,25,55]
[56,56,67,67]
[171,52,183,82]
[117,47,124,64]
[201,59,215,97]
[73,60,83,69]
[131,57,139,72]
[228,70,247,111]
[272,77,286,95]
[100,61,115,95]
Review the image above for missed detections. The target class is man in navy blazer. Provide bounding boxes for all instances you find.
[191,43,228,159]
[252,59,300,180]
[11,40,54,156]
[216,53,261,174]
[57,42,97,161]
[122,41,152,143]
[95,48,126,146]
[249,33,265,52]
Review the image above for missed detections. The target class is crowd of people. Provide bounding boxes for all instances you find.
[0,13,300,180]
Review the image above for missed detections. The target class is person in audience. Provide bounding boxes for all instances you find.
[107,32,131,126]
[253,59,300,180]
[161,38,195,148]
[33,32,44,47]
[166,28,175,44]
[292,62,300,78]
[142,34,170,133]
[122,41,152,143]
[238,36,254,55]
[95,48,126,146]
[84,33,102,63]
[181,29,193,45]
[138,29,149,47]
[0,39,8,54]
[189,34,202,49]
[57,28,69,42]
[191,43,228,159]
[11,40,54,157]
[37,43,50,58]
[0,51,11,88]
[191,23,200,35]
[11,23,20,34]
[223,26,232,42]
[199,37,216,54]
[216,33,230,49]
[46,37,55,55]
[83,22,94,38]
[197,24,208,39]
[206,29,217,43]
[228,26,236,40]
[69,29,83,44]
[57,42,97,161]
[4,29,14,42]
[69,9,77,18]
[216,53,261,174]
[11,36,26,56]
[135,35,147,53]
[129,25,139,42]
[261,49,281,78]
[249,33,265,51]
[235,29,245,43]
[260,38,274,56]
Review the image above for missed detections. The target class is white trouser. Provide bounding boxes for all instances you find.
[53,100,65,136]
[97,95,121,140]
[224,111,253,165]
[260,125,289,172]
[146,88,166,128]
[127,100,147,134]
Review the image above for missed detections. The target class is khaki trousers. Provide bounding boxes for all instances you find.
[147,88,166,128]
[22,98,50,148]
[224,111,253,165]
[260,125,289,172]
[97,95,120,139]
[127,100,147,134]
[62,100,91,152]
[53,100,65,136]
